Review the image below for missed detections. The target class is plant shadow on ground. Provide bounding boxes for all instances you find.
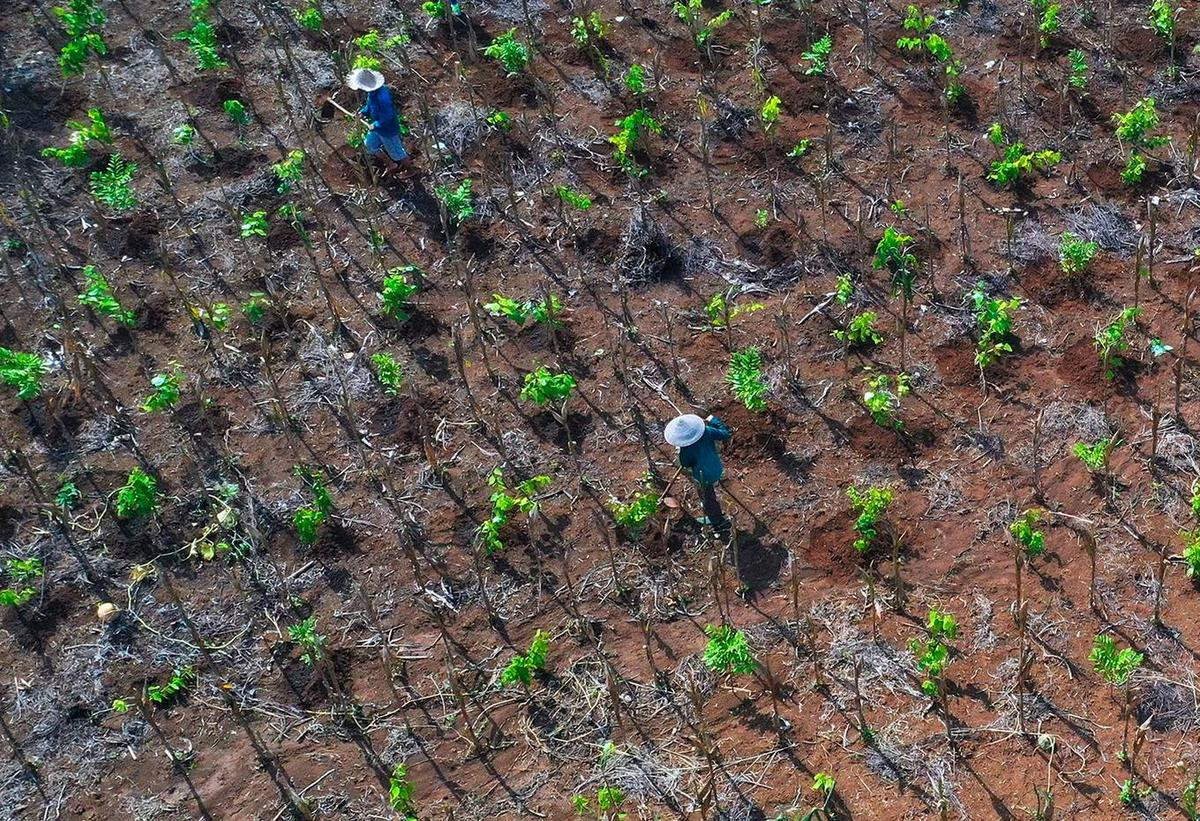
[731,527,786,597]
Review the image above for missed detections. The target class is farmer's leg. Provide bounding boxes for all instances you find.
[700,482,730,535]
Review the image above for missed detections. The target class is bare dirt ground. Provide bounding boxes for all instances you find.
[4,0,1200,818]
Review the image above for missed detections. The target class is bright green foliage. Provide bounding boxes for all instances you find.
[485,110,511,131]
[802,34,833,75]
[610,483,661,538]
[555,186,593,210]
[0,348,46,400]
[834,311,883,347]
[909,607,958,697]
[1010,508,1046,558]
[1089,635,1143,685]
[847,483,893,552]
[570,11,610,46]
[194,301,230,331]
[141,363,183,413]
[1094,306,1140,378]
[788,139,813,158]
[1112,98,1169,149]
[610,109,663,174]
[1181,774,1199,820]
[1074,437,1115,473]
[1148,0,1175,44]
[727,347,768,411]
[484,293,563,327]
[293,470,332,544]
[272,149,305,194]
[500,629,550,686]
[625,63,647,95]
[79,265,136,327]
[1067,49,1088,90]
[1059,232,1099,278]
[0,557,43,609]
[674,0,733,49]
[873,227,917,298]
[371,352,405,396]
[702,624,757,675]
[706,291,764,329]
[173,17,226,71]
[862,372,910,429]
[478,468,552,554]
[597,786,625,814]
[987,141,1061,188]
[760,96,781,132]
[379,270,419,320]
[435,179,474,222]
[970,284,1021,369]
[147,666,195,705]
[1031,0,1060,47]
[834,273,854,305]
[897,4,934,49]
[223,99,249,126]
[53,0,108,76]
[116,467,158,519]
[90,154,138,212]
[521,367,576,405]
[56,481,81,509]
[41,109,112,167]
[1181,530,1200,578]
[388,763,418,819]
[240,211,269,238]
[172,123,197,145]
[1122,151,1147,185]
[294,0,324,30]
[241,292,270,323]
[288,617,328,666]
[483,29,530,74]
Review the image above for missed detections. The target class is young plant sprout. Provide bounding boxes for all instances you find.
[609,480,661,539]
[1059,232,1099,279]
[674,0,733,54]
[1010,508,1046,558]
[872,227,917,296]
[760,96,781,133]
[500,629,550,686]
[41,109,112,167]
[1112,98,1169,186]
[240,211,269,238]
[802,34,833,75]
[482,29,530,74]
[371,352,405,395]
[53,0,108,76]
[909,607,958,698]
[570,11,610,48]
[272,149,305,194]
[520,366,576,407]
[1031,0,1061,48]
[89,154,138,212]
[484,293,563,328]
[1074,437,1116,474]
[116,467,159,519]
[141,363,183,413]
[726,347,768,411]
[388,763,418,819]
[288,617,328,666]
[610,109,663,175]
[702,624,757,675]
[705,289,764,330]
[834,273,855,305]
[986,137,1062,188]
[379,268,420,321]
[1180,529,1200,578]
[969,284,1021,369]
[1094,307,1140,378]
[834,311,884,347]
[292,469,333,544]
[173,0,226,71]
[478,468,552,554]
[624,63,647,95]
[0,558,43,609]
[435,179,474,222]
[862,372,910,429]
[0,347,46,400]
[1067,49,1088,90]
[293,0,323,31]
[847,483,893,552]
[78,264,136,327]
[147,666,195,705]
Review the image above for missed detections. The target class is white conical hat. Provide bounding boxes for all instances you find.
[346,68,384,91]
[664,414,705,447]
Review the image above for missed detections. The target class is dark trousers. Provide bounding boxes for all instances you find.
[699,482,730,534]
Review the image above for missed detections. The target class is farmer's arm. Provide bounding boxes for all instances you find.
[706,416,732,441]
[678,446,697,469]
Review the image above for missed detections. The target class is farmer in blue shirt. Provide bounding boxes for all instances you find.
[346,68,413,173]
[665,413,732,535]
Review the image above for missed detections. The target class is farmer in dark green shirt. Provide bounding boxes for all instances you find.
[665,413,732,534]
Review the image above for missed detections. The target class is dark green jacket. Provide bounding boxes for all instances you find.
[678,416,731,485]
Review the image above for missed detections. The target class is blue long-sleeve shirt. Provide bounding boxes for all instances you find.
[678,416,731,485]
[359,87,400,137]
